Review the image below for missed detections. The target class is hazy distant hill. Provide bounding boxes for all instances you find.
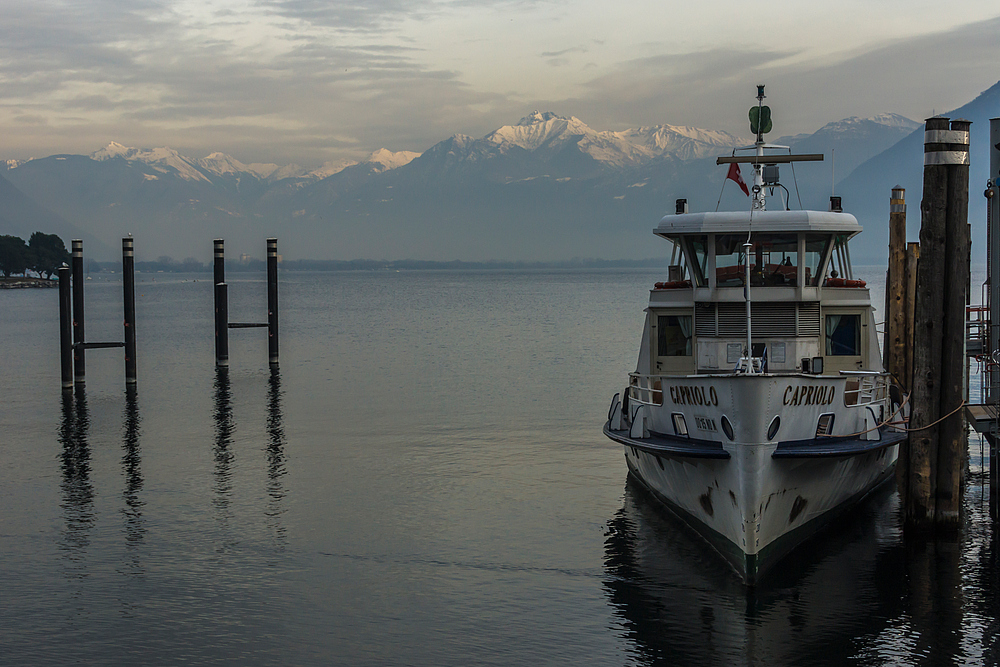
[1,105,934,262]
[838,80,1000,264]
[0,171,109,255]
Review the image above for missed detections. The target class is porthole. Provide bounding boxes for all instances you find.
[672,413,689,437]
[721,415,735,441]
[767,415,781,440]
[816,413,835,437]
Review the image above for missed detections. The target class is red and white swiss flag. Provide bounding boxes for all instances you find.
[726,163,749,197]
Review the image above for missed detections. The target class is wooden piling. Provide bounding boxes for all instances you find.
[886,187,907,384]
[71,239,85,384]
[990,117,1000,519]
[122,238,137,384]
[267,238,279,365]
[904,242,920,389]
[905,117,972,530]
[907,116,951,529]
[935,119,972,525]
[59,266,73,390]
[215,282,229,367]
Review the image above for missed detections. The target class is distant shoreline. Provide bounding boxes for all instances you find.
[83,257,671,274]
[0,277,57,289]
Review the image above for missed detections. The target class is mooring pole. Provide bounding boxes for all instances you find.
[122,237,137,384]
[214,239,228,366]
[267,238,278,365]
[905,242,920,389]
[71,239,86,384]
[59,266,73,390]
[907,116,951,529]
[215,282,229,367]
[989,117,1000,518]
[936,119,971,526]
[886,187,907,384]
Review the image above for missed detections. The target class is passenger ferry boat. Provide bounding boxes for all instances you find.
[603,86,907,584]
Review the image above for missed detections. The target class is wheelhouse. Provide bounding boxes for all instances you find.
[638,208,879,376]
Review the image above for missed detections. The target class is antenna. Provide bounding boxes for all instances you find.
[831,148,835,196]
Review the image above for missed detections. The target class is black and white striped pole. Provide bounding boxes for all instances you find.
[71,239,86,384]
[214,239,229,367]
[122,237,137,384]
[267,238,279,365]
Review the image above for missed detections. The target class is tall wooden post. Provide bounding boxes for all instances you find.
[59,266,73,390]
[266,238,279,365]
[886,187,907,384]
[935,119,971,525]
[906,117,971,530]
[986,118,1000,520]
[122,237,137,384]
[905,242,920,390]
[907,117,951,529]
[71,239,86,384]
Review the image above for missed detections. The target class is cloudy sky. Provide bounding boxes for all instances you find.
[3,0,999,168]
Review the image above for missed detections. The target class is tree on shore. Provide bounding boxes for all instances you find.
[28,232,70,279]
[0,235,30,277]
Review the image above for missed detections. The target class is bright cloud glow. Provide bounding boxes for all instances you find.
[0,0,998,166]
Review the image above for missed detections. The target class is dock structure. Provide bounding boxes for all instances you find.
[213,238,279,367]
[58,238,138,389]
[966,117,1000,519]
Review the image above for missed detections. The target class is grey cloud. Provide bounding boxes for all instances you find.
[257,0,547,32]
[541,46,588,58]
[541,16,1000,137]
[256,0,438,31]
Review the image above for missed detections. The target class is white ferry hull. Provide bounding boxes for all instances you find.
[604,374,903,584]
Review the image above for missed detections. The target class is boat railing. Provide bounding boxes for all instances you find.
[840,371,890,407]
[627,373,665,406]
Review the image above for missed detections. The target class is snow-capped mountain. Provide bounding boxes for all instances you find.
[0,103,940,263]
[478,111,742,167]
[90,142,211,182]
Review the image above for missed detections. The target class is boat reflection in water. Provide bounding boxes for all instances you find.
[604,478,998,665]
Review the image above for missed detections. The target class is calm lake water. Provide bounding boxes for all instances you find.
[1,268,996,666]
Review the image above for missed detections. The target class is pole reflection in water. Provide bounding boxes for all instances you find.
[120,386,145,580]
[213,367,235,519]
[265,366,288,550]
[59,388,94,573]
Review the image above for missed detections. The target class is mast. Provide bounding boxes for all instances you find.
[744,85,766,373]
[752,85,767,212]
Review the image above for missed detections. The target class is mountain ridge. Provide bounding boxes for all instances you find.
[0,106,933,262]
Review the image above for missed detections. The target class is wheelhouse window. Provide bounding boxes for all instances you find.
[715,233,798,287]
[658,315,692,356]
[685,235,708,286]
[715,234,745,286]
[826,314,861,355]
[804,234,831,286]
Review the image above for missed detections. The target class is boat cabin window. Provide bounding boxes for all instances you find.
[715,233,798,287]
[657,315,692,356]
[804,234,832,286]
[685,236,709,286]
[825,314,861,355]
